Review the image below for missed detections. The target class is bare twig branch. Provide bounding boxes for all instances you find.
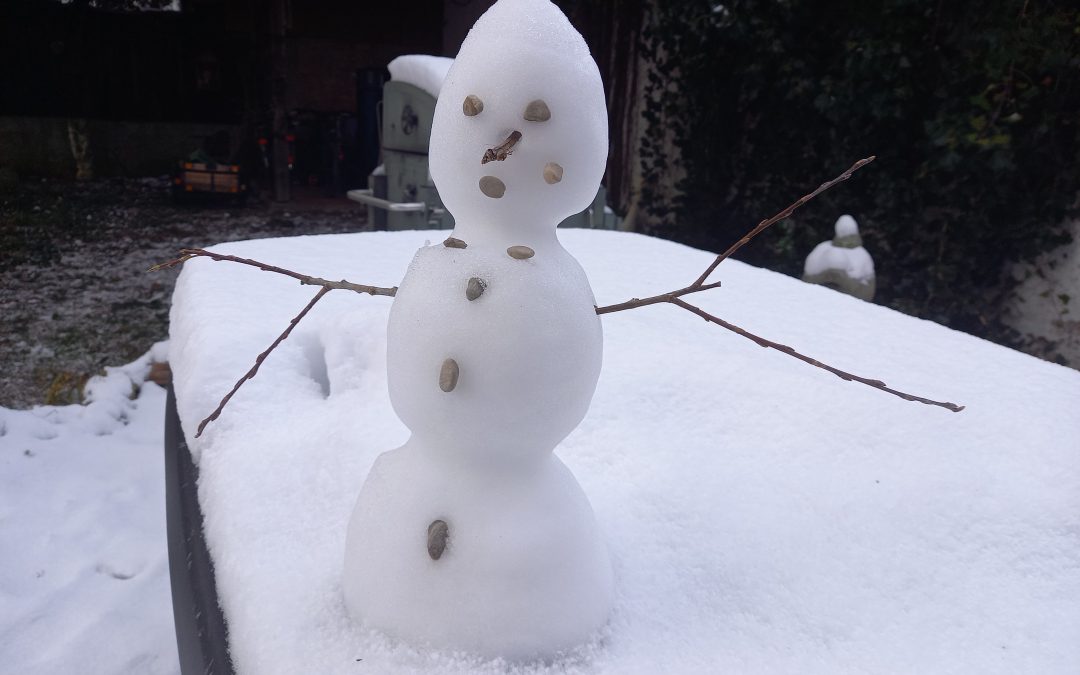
[147,254,194,271]
[595,280,722,315]
[597,156,876,316]
[482,130,522,164]
[597,154,961,412]
[151,248,397,436]
[668,297,964,412]
[152,248,397,297]
[691,156,875,288]
[160,153,959,437]
[195,287,332,437]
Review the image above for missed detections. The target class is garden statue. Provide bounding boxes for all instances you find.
[803,214,876,301]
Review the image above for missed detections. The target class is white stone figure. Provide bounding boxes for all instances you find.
[803,214,876,301]
[343,0,613,660]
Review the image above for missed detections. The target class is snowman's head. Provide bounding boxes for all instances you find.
[430,0,608,234]
[834,214,859,239]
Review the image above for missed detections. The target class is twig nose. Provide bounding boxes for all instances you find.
[482,130,522,164]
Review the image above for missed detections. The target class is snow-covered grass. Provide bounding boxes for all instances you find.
[0,176,368,409]
[0,343,179,674]
[168,229,1080,674]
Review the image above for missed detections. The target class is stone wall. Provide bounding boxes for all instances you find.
[1004,218,1080,368]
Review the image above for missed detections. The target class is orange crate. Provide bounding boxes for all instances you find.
[182,165,241,193]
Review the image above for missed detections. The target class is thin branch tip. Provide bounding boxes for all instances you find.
[195,286,332,437]
[597,156,876,316]
[690,155,877,288]
[668,297,963,413]
[169,248,396,436]
[147,254,193,272]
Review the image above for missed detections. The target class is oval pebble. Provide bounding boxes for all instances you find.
[479,175,506,199]
[507,245,535,260]
[543,162,563,184]
[439,358,459,392]
[443,237,467,249]
[427,520,449,560]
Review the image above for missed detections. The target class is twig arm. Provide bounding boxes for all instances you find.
[595,280,722,315]
[150,247,396,436]
[691,156,875,288]
[151,248,397,297]
[195,287,332,437]
[668,297,964,412]
[596,156,875,315]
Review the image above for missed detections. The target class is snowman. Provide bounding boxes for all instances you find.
[342,0,614,660]
[802,214,876,301]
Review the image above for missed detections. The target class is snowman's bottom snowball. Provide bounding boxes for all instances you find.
[343,438,613,660]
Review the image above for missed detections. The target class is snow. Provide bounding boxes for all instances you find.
[804,215,875,286]
[430,0,608,245]
[345,437,613,659]
[343,1,615,658]
[0,343,178,675]
[834,213,859,239]
[168,228,1080,674]
[387,55,454,99]
[380,244,601,464]
[345,239,610,658]
[803,240,875,283]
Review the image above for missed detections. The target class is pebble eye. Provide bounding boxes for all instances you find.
[543,162,563,184]
[523,99,551,122]
[463,95,484,116]
[479,175,506,198]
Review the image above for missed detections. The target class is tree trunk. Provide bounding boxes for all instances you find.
[270,0,290,202]
[67,118,94,181]
[567,0,682,233]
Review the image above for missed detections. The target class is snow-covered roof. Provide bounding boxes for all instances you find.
[169,230,1080,674]
[387,55,454,98]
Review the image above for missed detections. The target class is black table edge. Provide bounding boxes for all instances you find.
[165,384,236,675]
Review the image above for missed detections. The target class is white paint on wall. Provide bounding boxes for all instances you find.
[1004,218,1080,367]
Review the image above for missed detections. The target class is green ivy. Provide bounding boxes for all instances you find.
[640,0,1079,342]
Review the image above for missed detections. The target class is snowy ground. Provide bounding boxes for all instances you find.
[0,177,368,409]
[0,344,179,674]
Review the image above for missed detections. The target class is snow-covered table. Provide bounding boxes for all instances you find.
[169,229,1080,674]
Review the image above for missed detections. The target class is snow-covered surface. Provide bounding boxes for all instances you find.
[0,343,179,674]
[387,55,454,99]
[170,229,1080,674]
